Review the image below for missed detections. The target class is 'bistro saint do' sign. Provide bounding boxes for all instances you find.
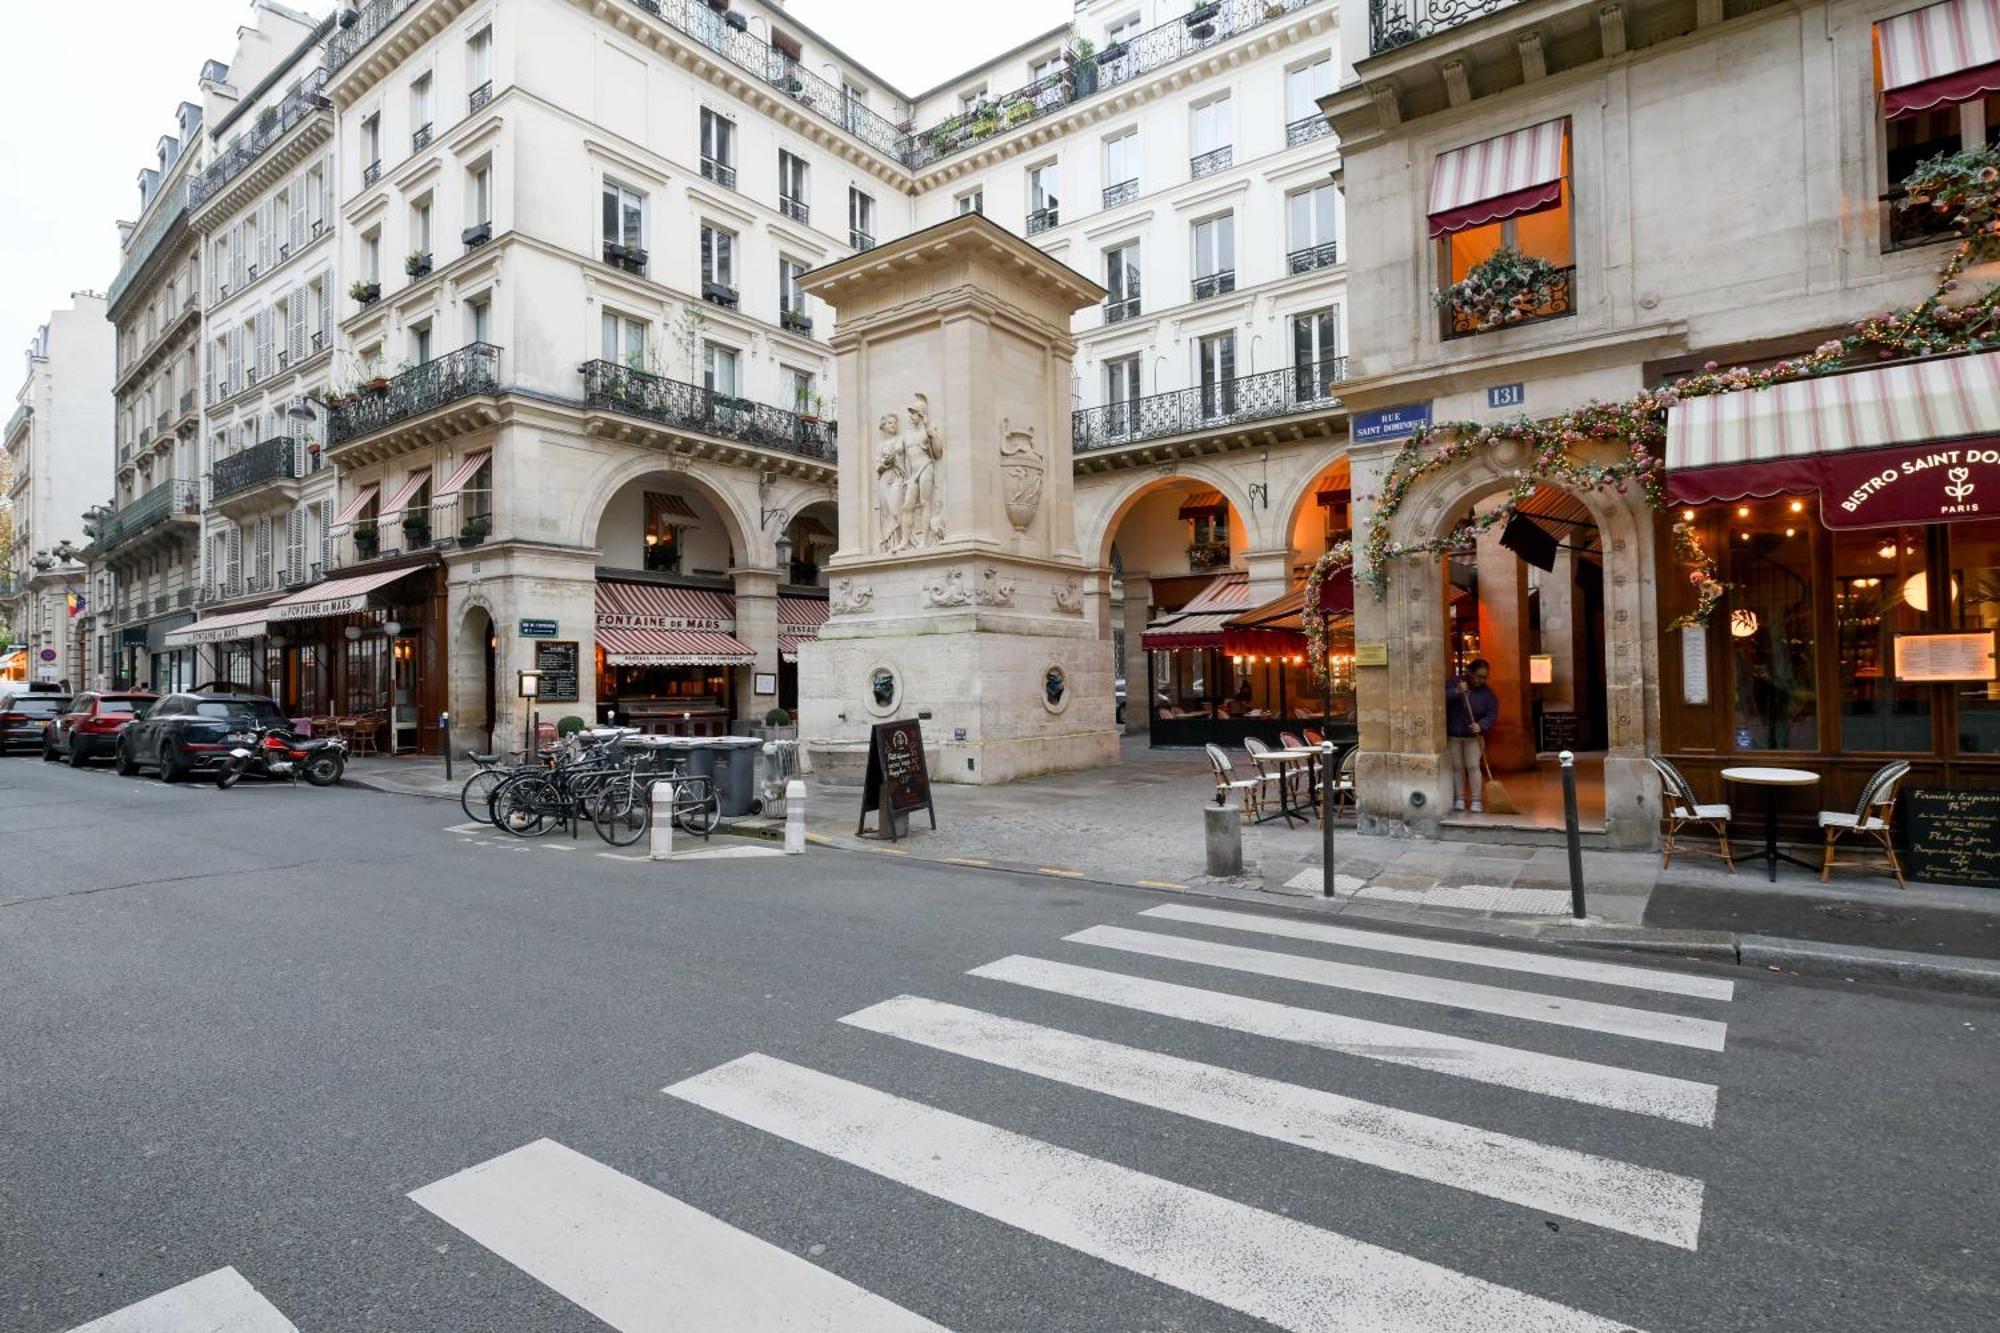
[1822,443,2000,528]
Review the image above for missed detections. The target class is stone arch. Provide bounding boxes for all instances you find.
[449,594,498,750]
[1355,436,1661,848]
[1274,449,1353,570]
[572,455,761,567]
[1079,465,1264,575]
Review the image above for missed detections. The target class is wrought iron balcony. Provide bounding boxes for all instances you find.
[1103,295,1141,324]
[1369,0,1522,54]
[179,389,196,417]
[107,181,187,313]
[328,343,501,445]
[4,403,28,442]
[1286,114,1333,147]
[412,123,434,152]
[1288,241,1339,275]
[1027,207,1059,236]
[470,81,492,112]
[1072,356,1349,453]
[326,0,419,73]
[580,360,837,462]
[1192,271,1236,301]
[189,71,331,212]
[210,436,298,501]
[702,281,739,309]
[1103,178,1139,210]
[849,228,875,251]
[701,156,736,189]
[779,194,809,224]
[363,160,382,186]
[96,480,200,551]
[1439,265,1576,340]
[780,309,813,337]
[1191,146,1233,180]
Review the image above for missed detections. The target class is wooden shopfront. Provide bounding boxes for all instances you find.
[593,577,757,735]
[261,558,448,753]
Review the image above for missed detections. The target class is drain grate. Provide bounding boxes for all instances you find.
[1815,903,1897,924]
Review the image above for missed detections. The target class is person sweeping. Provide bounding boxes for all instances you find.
[1445,658,1508,814]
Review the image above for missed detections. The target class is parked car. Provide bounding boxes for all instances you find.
[42,692,158,766]
[114,692,293,782]
[0,689,73,754]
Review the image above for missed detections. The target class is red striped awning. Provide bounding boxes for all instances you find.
[1427,118,1567,238]
[776,595,828,663]
[268,565,429,620]
[435,450,490,497]
[647,491,702,531]
[595,580,754,665]
[380,466,432,516]
[1177,489,1227,519]
[600,628,757,667]
[1139,570,1252,651]
[779,635,810,663]
[1877,0,2000,119]
[332,482,379,526]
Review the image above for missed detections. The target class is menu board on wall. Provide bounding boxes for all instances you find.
[1894,631,1999,683]
[1908,789,2000,889]
[534,640,580,703]
[1680,626,1710,705]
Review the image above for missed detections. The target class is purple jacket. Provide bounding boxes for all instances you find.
[1446,678,1498,738]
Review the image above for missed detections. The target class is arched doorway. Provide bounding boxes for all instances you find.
[452,602,496,751]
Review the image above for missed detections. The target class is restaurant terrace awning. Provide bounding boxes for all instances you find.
[163,604,275,648]
[1427,117,1568,238]
[331,483,379,526]
[1664,350,2000,526]
[435,450,490,496]
[1140,570,1253,651]
[267,565,430,620]
[1220,571,1355,660]
[777,594,828,663]
[596,580,755,667]
[1877,0,2000,119]
[380,466,432,516]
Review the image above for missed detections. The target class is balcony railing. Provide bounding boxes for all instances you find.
[1287,241,1339,275]
[328,343,501,445]
[1192,271,1236,301]
[326,0,420,73]
[1073,356,1349,452]
[1103,178,1139,209]
[412,123,434,152]
[4,403,28,442]
[470,80,492,112]
[701,157,736,189]
[1026,207,1059,236]
[1190,146,1233,179]
[1369,0,1521,54]
[179,389,196,417]
[580,360,837,462]
[211,436,299,501]
[779,194,809,224]
[1104,295,1141,324]
[107,181,187,313]
[96,480,200,551]
[363,160,382,186]
[1439,265,1576,340]
[189,70,330,211]
[850,228,875,251]
[1286,114,1332,147]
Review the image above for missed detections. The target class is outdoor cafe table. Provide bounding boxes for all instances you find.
[1251,748,1318,827]
[1721,766,1821,882]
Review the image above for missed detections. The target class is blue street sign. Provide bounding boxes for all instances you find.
[1487,382,1526,409]
[1352,402,1432,443]
[519,618,559,638]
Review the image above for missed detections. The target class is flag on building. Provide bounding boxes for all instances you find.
[67,591,85,617]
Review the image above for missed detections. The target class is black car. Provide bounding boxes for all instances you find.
[1,689,73,754]
[114,692,293,782]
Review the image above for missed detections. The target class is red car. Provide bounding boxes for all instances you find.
[41,692,158,767]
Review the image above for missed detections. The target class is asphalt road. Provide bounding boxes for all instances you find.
[3,754,1998,1332]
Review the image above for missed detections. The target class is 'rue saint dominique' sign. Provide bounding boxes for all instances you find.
[1823,442,2000,528]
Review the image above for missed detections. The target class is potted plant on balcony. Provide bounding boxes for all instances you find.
[1433,245,1567,334]
[405,250,432,278]
[458,513,491,547]
[349,279,381,305]
[1186,3,1220,38]
[365,372,391,394]
[353,523,380,557]
[402,512,433,546]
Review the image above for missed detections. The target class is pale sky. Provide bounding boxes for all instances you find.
[0,0,1074,378]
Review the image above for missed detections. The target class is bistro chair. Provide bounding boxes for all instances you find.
[1302,728,1325,748]
[1204,743,1263,821]
[1319,744,1358,824]
[1649,756,1733,872]
[1242,735,1294,806]
[1279,731,1307,751]
[1819,760,1912,888]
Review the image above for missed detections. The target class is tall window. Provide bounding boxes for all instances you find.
[1286,57,1334,130]
[703,341,739,396]
[779,257,808,320]
[1028,162,1060,233]
[849,187,875,249]
[1287,183,1338,272]
[360,113,380,173]
[1191,214,1234,299]
[1103,241,1140,321]
[778,150,809,223]
[410,73,433,148]
[467,26,492,100]
[842,82,869,134]
[411,321,433,366]
[1292,308,1340,401]
[1190,98,1231,176]
[700,224,735,290]
[1104,355,1141,435]
[700,109,736,187]
[362,229,380,282]
[1197,332,1236,419]
[602,310,646,369]
[470,164,491,225]
[467,295,490,346]
[602,180,644,253]
[411,198,432,257]
[784,366,815,415]
[957,189,984,216]
[1103,130,1139,206]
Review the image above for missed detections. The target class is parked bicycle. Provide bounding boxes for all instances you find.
[586,762,721,847]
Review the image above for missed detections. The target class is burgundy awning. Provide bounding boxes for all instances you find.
[1427,119,1567,238]
[1877,0,2000,119]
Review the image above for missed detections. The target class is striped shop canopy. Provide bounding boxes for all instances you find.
[163,603,273,648]
[1427,118,1568,238]
[268,565,430,620]
[380,466,433,516]
[434,449,491,496]
[596,580,755,666]
[1177,489,1228,519]
[1140,570,1253,651]
[778,594,829,663]
[1877,0,2000,119]
[647,491,702,531]
[331,482,379,526]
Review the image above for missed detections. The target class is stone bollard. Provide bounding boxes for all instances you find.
[1204,802,1243,878]
[649,780,675,861]
[784,779,806,854]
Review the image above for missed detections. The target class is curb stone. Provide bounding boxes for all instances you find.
[1737,934,2000,998]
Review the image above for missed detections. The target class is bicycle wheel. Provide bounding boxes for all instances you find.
[461,768,505,824]
[493,774,558,837]
[591,778,649,847]
[673,781,721,837]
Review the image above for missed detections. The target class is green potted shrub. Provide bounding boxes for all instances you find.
[760,705,796,741]
[405,250,433,278]
[353,523,380,557]
[458,513,491,546]
[349,278,381,305]
[556,715,586,737]
[401,512,432,546]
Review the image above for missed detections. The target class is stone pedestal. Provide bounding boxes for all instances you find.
[798,216,1118,784]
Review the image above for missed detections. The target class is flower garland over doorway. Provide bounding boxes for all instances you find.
[1359,145,2000,625]
[1301,539,1352,688]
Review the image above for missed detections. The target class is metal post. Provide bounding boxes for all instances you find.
[1560,749,1586,919]
[650,780,675,861]
[441,712,452,781]
[784,778,806,854]
[1321,739,1336,898]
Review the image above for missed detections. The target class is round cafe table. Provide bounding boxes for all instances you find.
[1721,766,1821,882]
[1251,749,1317,826]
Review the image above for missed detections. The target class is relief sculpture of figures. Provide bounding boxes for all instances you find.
[999,416,1044,533]
[875,393,946,553]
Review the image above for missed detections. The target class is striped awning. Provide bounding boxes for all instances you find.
[1666,350,2000,525]
[1427,118,1567,238]
[1177,489,1227,519]
[779,635,810,663]
[1877,0,2000,119]
[777,594,828,663]
[601,628,758,667]
[435,449,491,496]
[381,466,432,516]
[596,580,754,666]
[163,604,272,647]
[268,565,429,620]
[332,482,379,526]
[647,491,702,531]
[1139,570,1253,651]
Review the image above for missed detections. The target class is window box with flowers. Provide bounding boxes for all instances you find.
[354,524,380,557]
[458,513,491,547]
[1435,246,1574,339]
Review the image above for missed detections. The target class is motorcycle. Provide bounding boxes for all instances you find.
[216,726,349,790]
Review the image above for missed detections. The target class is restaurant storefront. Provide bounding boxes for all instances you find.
[594,578,757,735]
[777,593,828,713]
[1662,350,2000,831]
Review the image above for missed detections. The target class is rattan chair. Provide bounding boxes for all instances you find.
[1205,743,1263,821]
[1279,731,1307,751]
[1649,756,1733,871]
[1242,735,1293,806]
[1819,760,1912,888]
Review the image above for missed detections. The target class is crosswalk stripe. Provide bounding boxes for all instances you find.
[409,1137,949,1332]
[971,955,1718,1126]
[1140,903,1736,1001]
[842,995,1704,1249]
[667,1054,1649,1333]
[65,1266,299,1333]
[1067,925,1728,1051]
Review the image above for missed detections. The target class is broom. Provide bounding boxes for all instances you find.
[1461,684,1520,815]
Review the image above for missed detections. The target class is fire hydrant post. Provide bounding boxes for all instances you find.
[784,779,806,854]
[649,780,675,861]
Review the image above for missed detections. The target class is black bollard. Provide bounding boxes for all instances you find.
[441,711,452,781]
[1560,749,1586,919]
[1321,740,1336,898]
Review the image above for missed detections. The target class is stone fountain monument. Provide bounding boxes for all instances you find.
[796,214,1118,784]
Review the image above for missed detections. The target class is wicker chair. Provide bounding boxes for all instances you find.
[1205,743,1263,820]
[1649,756,1733,871]
[1819,760,1912,887]
[1242,735,1292,806]
[1279,731,1307,751]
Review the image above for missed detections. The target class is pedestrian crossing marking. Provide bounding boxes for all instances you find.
[411,1138,949,1332]
[1068,925,1729,1051]
[667,1054,1650,1333]
[1141,903,1736,1001]
[63,1266,299,1333]
[971,955,1719,1125]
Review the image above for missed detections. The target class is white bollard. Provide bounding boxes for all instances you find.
[784,778,806,854]
[649,780,676,861]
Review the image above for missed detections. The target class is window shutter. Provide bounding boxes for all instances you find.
[232,222,246,288]
[255,516,274,586]
[289,179,306,251]
[318,499,333,574]
[255,310,272,378]
[317,283,330,347]
[226,525,242,594]
[287,289,306,362]
[286,506,306,584]
[227,327,242,389]
[261,201,276,269]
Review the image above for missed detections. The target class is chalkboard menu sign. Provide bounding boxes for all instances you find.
[534,640,581,704]
[858,719,936,840]
[1908,788,2000,889]
[1539,709,1581,754]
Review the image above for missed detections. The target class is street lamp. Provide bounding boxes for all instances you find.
[517,667,541,757]
[775,532,793,579]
